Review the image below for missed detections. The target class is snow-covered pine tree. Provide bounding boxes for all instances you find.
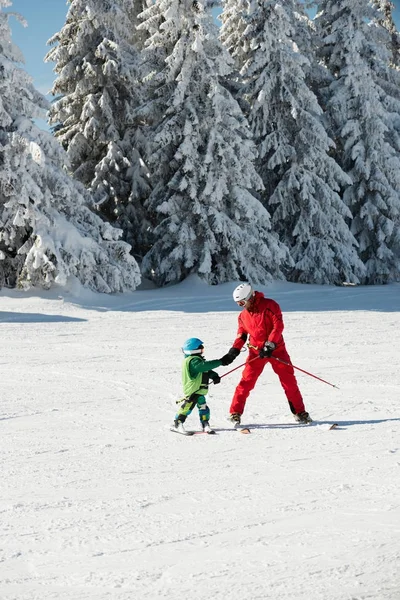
[218,0,253,120]
[369,1,400,160]
[46,0,151,259]
[316,0,400,284]
[0,2,140,292]
[137,0,289,286]
[373,0,400,68]
[291,2,334,111]
[234,0,363,284]
[219,0,249,72]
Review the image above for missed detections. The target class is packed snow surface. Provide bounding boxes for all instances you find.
[1,277,399,600]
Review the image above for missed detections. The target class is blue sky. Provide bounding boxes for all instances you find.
[8,0,68,96]
[6,0,400,98]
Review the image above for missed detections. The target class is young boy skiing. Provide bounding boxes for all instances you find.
[172,337,234,435]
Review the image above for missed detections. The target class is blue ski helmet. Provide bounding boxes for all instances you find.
[182,337,204,355]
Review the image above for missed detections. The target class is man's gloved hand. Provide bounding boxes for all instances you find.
[212,374,221,384]
[259,341,276,359]
[220,347,240,366]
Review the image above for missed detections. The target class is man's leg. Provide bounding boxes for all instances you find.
[269,347,305,414]
[229,354,265,415]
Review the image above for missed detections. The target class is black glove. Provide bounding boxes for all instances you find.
[259,341,276,358]
[212,374,221,384]
[220,347,240,366]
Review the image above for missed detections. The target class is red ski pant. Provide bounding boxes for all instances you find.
[229,346,305,415]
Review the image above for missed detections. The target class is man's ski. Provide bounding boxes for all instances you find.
[301,421,338,430]
[236,427,251,434]
[228,416,251,434]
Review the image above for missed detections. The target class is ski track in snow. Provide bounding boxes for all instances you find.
[1,280,400,600]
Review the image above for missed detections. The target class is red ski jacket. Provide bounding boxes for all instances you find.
[232,291,285,352]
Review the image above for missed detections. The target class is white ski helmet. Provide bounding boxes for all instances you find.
[233,282,254,304]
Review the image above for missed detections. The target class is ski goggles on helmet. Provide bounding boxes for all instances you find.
[233,282,253,306]
[236,293,253,307]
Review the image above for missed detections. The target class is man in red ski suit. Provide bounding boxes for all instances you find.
[226,283,312,425]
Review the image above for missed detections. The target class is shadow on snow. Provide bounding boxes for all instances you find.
[239,418,400,430]
[66,279,400,315]
[0,312,86,323]
[2,276,399,314]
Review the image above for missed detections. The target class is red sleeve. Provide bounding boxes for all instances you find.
[266,299,284,345]
[232,314,248,350]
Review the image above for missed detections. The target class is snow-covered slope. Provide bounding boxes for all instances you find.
[1,277,399,600]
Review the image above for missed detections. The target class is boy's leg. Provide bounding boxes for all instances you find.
[175,395,198,423]
[196,395,210,427]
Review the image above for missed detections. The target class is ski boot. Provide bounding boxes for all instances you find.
[294,411,313,424]
[202,421,216,435]
[173,418,187,433]
[228,413,242,428]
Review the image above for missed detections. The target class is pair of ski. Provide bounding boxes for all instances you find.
[170,428,216,436]
[170,422,338,436]
[170,425,251,436]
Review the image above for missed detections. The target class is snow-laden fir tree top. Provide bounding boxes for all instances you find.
[46,0,151,259]
[219,0,250,70]
[232,0,364,285]
[368,1,400,162]
[137,0,289,287]
[373,0,400,67]
[291,2,334,109]
[316,0,400,284]
[0,1,140,292]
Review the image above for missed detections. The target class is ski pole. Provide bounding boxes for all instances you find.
[270,356,339,389]
[219,356,259,380]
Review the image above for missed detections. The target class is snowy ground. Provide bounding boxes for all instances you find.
[1,277,400,600]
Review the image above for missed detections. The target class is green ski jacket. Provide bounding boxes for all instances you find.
[182,355,221,398]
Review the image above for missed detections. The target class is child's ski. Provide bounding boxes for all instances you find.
[169,427,217,436]
[170,427,195,436]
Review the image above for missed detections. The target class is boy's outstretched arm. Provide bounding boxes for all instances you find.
[188,356,222,376]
